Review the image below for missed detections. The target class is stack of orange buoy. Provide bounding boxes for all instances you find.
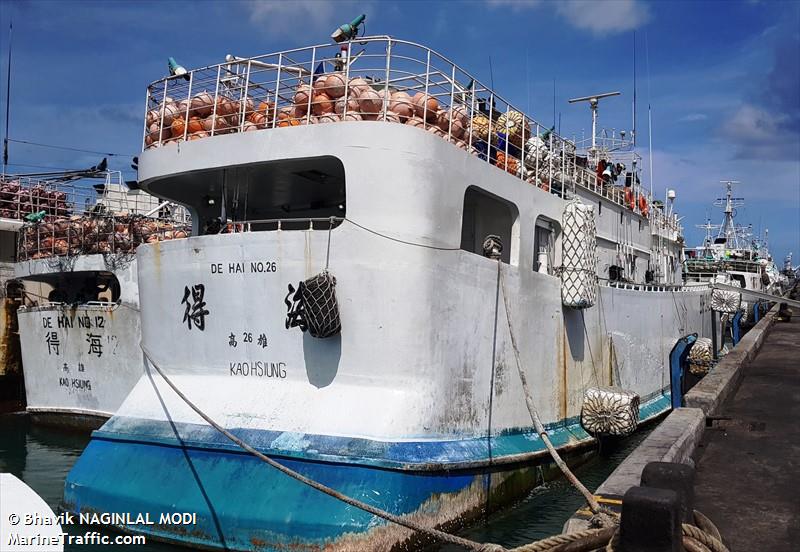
[145,91,276,147]
[0,180,70,220]
[20,215,190,260]
[143,75,478,152]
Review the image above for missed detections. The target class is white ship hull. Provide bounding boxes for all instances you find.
[66,123,711,549]
[15,255,143,424]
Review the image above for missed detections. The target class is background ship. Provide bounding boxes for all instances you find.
[2,167,189,425]
[684,180,789,297]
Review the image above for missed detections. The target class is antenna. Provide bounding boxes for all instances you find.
[568,91,621,151]
[2,18,12,175]
[632,31,637,148]
[645,32,653,200]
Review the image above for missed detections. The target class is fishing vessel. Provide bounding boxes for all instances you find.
[65,34,710,550]
[9,169,188,425]
[684,181,788,317]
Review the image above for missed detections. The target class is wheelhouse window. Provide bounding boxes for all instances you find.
[533,215,559,274]
[460,186,519,264]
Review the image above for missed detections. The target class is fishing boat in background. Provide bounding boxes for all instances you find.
[6,168,188,426]
[65,32,710,550]
[684,181,789,323]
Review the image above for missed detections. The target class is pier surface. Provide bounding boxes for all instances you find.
[692,308,800,550]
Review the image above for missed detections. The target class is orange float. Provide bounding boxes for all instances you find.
[639,195,649,217]
[311,92,334,116]
[171,117,186,138]
[495,151,519,175]
[412,93,439,121]
[187,117,204,134]
[624,187,635,210]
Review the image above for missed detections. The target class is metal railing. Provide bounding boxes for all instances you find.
[143,37,681,236]
[6,171,192,261]
[18,214,190,261]
[1,171,179,222]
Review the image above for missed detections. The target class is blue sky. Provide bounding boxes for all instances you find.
[1,0,798,262]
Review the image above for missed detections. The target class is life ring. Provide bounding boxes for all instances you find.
[639,195,649,217]
[624,187,635,210]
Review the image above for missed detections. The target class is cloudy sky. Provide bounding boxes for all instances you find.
[1,0,798,261]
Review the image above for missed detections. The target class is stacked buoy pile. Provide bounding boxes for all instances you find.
[145,71,581,197]
[145,73,510,155]
[0,180,70,221]
[20,215,189,260]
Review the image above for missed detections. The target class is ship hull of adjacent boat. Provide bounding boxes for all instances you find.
[15,255,143,425]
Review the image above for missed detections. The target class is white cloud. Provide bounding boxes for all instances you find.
[554,0,651,35]
[246,1,370,38]
[486,0,543,10]
[487,0,650,35]
[679,113,708,122]
[721,104,800,160]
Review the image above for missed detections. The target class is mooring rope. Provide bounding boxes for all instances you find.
[496,261,604,516]
[140,344,503,552]
[136,254,728,552]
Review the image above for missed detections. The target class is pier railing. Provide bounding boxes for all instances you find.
[143,37,682,239]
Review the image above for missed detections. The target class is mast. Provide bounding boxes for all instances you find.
[715,180,743,249]
[696,219,720,257]
[2,19,12,176]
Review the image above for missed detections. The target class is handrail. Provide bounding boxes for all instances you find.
[142,36,683,238]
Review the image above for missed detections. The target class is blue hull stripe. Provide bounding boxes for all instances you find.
[91,392,671,470]
[65,439,478,550]
[64,393,671,550]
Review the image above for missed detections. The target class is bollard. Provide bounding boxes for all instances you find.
[641,461,696,523]
[732,310,743,345]
[711,310,718,360]
[620,486,683,552]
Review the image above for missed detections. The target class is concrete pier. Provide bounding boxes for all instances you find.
[692,306,800,550]
[563,292,793,542]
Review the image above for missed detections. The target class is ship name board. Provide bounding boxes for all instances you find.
[41,314,106,330]
[210,261,278,275]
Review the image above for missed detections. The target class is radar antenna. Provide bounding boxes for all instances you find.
[568,91,621,152]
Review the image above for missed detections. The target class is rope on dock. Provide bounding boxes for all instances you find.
[140,344,504,552]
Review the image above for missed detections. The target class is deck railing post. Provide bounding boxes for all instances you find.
[343,43,352,118]
[306,47,316,125]
[272,54,283,129]
[535,123,540,185]
[487,94,494,166]
[183,71,193,141]
[211,65,222,135]
[423,49,431,128]
[157,80,168,146]
[241,60,251,131]
[383,40,392,122]
[142,87,151,150]
[447,64,455,140]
